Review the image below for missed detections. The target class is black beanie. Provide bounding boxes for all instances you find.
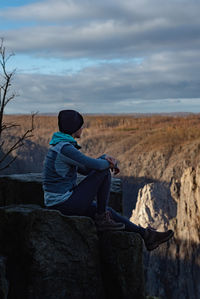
[58,110,84,135]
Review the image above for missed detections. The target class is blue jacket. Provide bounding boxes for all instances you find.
[42,134,110,206]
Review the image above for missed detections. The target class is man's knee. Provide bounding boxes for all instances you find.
[102,168,111,175]
[91,168,111,177]
[100,168,111,181]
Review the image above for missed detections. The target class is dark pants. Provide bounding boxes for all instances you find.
[49,169,145,237]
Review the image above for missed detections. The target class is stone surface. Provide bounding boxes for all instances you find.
[0,205,104,299]
[0,204,145,299]
[174,166,200,299]
[0,256,9,299]
[0,174,44,207]
[130,181,177,231]
[99,231,145,299]
[0,173,123,213]
[129,165,200,299]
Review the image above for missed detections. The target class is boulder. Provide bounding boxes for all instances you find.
[99,231,145,299]
[0,173,123,213]
[0,256,9,299]
[0,204,145,299]
[0,205,104,299]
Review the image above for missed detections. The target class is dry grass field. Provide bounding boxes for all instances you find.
[1,113,200,181]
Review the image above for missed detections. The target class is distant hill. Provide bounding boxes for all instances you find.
[1,114,200,183]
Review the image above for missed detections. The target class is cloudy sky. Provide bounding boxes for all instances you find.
[0,0,200,114]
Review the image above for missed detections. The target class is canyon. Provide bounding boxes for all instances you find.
[0,114,200,298]
[130,165,200,299]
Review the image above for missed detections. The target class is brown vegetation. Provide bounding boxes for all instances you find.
[2,113,200,181]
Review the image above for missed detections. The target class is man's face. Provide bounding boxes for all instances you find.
[73,127,83,138]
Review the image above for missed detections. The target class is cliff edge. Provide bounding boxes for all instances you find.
[0,205,145,299]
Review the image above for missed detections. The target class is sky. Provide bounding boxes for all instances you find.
[0,0,200,114]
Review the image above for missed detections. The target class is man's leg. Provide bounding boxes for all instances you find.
[85,202,174,251]
[85,202,146,236]
[96,169,111,214]
[49,169,111,216]
[49,169,124,230]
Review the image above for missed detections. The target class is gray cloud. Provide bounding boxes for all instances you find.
[6,50,199,113]
[0,0,200,59]
[1,0,200,113]
[1,0,199,25]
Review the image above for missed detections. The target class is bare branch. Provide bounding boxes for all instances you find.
[5,93,16,106]
[0,39,17,138]
[0,113,36,169]
[0,39,36,171]
[1,122,20,131]
[0,156,17,171]
[0,131,32,164]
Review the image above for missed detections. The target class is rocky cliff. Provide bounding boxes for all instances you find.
[0,205,145,299]
[0,173,122,213]
[0,175,145,299]
[130,164,200,299]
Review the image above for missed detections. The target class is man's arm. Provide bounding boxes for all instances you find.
[60,144,111,171]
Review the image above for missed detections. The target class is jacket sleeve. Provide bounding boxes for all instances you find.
[60,143,110,172]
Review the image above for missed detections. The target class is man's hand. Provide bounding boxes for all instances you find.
[105,155,117,168]
[105,155,120,175]
[113,166,120,175]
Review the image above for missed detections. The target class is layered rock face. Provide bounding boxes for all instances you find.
[100,231,144,299]
[130,165,200,299]
[0,173,122,213]
[0,256,8,299]
[130,182,177,231]
[0,175,145,299]
[0,205,145,299]
[174,166,200,299]
[0,205,104,299]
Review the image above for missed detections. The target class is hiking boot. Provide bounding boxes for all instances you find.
[144,226,174,251]
[95,211,125,231]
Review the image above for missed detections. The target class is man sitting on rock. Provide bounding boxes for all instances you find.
[42,109,174,251]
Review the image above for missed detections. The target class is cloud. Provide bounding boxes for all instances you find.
[1,0,200,113]
[0,0,200,60]
[1,0,199,25]
[5,51,199,114]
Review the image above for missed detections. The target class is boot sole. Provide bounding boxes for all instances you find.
[146,230,174,251]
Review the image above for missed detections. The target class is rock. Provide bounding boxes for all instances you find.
[177,166,200,244]
[0,256,9,299]
[130,182,177,231]
[0,173,123,213]
[129,182,178,299]
[99,231,145,299]
[0,205,104,299]
[174,166,200,299]
[0,173,44,207]
[0,204,145,299]
[129,166,200,299]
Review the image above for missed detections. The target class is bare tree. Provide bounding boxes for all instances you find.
[0,38,35,171]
